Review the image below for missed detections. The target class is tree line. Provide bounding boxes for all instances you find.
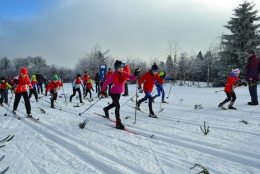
[1,1,259,87]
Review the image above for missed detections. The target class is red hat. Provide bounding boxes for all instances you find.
[20,68,28,74]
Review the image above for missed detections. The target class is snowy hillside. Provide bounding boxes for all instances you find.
[0,83,260,174]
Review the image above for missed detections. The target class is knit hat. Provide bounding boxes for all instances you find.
[31,74,36,79]
[1,77,5,80]
[20,68,28,74]
[151,63,158,71]
[52,74,59,80]
[77,73,81,78]
[232,68,240,74]
[114,60,126,70]
[88,79,93,83]
[248,49,256,55]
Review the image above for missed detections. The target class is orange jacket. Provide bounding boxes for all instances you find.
[123,65,130,80]
[138,71,163,93]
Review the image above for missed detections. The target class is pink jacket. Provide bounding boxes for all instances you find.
[101,71,136,94]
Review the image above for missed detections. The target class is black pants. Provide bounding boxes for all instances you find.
[123,81,129,95]
[29,87,38,100]
[108,84,112,96]
[50,92,58,107]
[13,91,31,114]
[222,92,236,104]
[84,89,92,98]
[95,82,100,93]
[70,88,83,102]
[0,89,8,104]
[37,83,43,93]
[106,93,121,120]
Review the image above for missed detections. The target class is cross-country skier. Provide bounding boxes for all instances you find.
[218,68,247,110]
[0,77,12,106]
[45,74,63,108]
[70,74,84,103]
[11,68,33,117]
[136,63,163,118]
[101,60,140,129]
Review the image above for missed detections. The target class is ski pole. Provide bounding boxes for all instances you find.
[120,93,137,108]
[166,82,173,99]
[79,98,102,116]
[4,92,14,116]
[61,81,67,106]
[215,90,224,93]
[133,79,138,124]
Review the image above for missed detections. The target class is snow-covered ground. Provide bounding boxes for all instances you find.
[0,82,260,174]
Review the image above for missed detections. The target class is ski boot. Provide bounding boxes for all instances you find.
[116,120,125,130]
[218,103,227,110]
[228,102,237,109]
[103,107,109,118]
[149,111,158,118]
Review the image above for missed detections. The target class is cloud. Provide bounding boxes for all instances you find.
[0,0,259,68]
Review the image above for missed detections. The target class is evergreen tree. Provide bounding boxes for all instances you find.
[165,55,174,78]
[214,1,260,87]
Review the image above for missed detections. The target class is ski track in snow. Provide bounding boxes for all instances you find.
[1,83,260,173]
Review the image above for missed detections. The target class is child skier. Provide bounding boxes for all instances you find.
[136,63,163,118]
[28,74,39,102]
[45,74,63,108]
[152,71,173,103]
[84,79,94,101]
[218,68,247,110]
[70,74,84,103]
[0,77,12,106]
[101,60,140,129]
[11,68,33,117]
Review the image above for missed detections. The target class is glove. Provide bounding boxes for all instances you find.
[236,80,242,85]
[134,68,140,76]
[242,82,247,86]
[137,86,143,93]
[13,79,19,84]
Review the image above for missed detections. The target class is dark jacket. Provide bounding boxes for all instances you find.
[95,73,100,82]
[246,55,259,81]
[36,73,44,83]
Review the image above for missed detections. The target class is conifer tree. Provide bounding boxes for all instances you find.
[214,1,260,86]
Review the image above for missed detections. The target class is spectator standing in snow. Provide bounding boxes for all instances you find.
[245,49,259,105]
[36,71,44,94]
[122,64,130,96]
[94,72,100,93]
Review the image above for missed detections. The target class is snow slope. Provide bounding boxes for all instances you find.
[0,83,260,174]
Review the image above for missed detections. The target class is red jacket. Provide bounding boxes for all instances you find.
[46,81,63,93]
[138,71,163,93]
[86,83,93,89]
[12,75,32,93]
[83,74,90,84]
[106,72,114,79]
[224,73,240,93]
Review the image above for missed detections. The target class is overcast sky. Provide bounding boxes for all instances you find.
[0,0,259,69]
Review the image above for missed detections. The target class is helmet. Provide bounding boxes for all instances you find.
[88,79,93,83]
[20,68,28,74]
[31,74,36,79]
[159,72,164,77]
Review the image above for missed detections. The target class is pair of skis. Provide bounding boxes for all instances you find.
[12,111,39,121]
[93,113,154,138]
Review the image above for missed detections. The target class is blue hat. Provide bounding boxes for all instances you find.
[114,60,125,70]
